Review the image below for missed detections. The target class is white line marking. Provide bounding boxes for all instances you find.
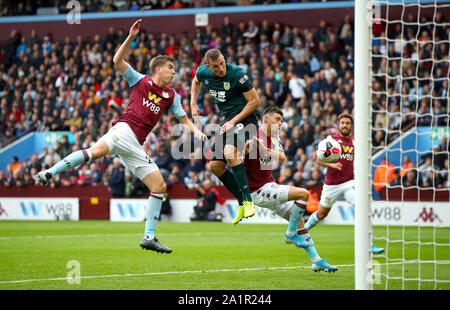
[2,260,449,285]
[0,232,279,240]
[0,264,353,285]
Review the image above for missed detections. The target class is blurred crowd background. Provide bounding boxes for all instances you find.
[0,0,448,198]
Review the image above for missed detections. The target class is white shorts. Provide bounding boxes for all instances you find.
[320,179,355,208]
[98,122,159,180]
[250,182,293,218]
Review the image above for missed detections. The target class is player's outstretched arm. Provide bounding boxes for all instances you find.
[255,137,286,164]
[113,19,142,74]
[178,115,207,141]
[317,158,342,170]
[189,75,202,122]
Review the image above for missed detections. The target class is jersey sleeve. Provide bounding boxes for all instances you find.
[121,64,145,87]
[168,93,187,119]
[236,68,253,93]
[195,65,206,83]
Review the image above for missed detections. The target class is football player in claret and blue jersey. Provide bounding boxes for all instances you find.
[35,19,207,254]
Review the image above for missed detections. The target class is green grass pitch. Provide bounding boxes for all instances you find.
[0,221,448,290]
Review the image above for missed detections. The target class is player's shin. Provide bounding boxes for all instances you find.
[286,201,307,235]
[49,149,92,175]
[305,211,320,230]
[144,193,164,238]
[218,169,244,205]
[297,228,321,262]
[231,163,252,202]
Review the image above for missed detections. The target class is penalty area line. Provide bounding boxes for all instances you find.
[0,264,354,285]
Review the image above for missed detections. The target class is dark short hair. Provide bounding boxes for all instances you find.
[204,49,222,64]
[263,106,283,118]
[338,113,353,124]
[150,55,174,75]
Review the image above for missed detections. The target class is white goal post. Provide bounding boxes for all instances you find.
[355,0,450,290]
[354,0,373,291]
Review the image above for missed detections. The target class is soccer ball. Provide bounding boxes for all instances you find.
[317,138,341,163]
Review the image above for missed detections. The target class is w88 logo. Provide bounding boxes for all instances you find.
[142,98,161,114]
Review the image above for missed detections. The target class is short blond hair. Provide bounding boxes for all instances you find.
[150,55,174,75]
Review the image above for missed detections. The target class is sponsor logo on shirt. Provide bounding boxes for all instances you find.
[342,145,353,153]
[209,90,226,102]
[239,75,249,85]
[148,91,162,104]
[143,97,161,114]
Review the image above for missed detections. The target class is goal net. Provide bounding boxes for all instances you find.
[368,0,450,289]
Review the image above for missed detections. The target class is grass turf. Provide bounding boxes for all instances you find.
[0,220,448,290]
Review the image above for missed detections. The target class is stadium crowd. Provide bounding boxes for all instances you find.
[0,10,448,197]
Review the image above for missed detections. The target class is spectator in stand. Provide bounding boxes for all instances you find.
[306,168,324,188]
[44,147,62,168]
[11,156,20,174]
[57,135,72,159]
[89,162,103,185]
[433,137,449,170]
[140,0,153,11]
[403,169,422,188]
[108,157,125,198]
[79,169,95,186]
[373,157,396,192]
[220,16,234,39]
[6,170,24,187]
[288,73,307,101]
[28,153,42,173]
[0,171,5,186]
[129,1,140,11]
[169,0,184,9]
[423,170,444,188]
[399,156,413,178]
[388,169,402,187]
[104,0,119,11]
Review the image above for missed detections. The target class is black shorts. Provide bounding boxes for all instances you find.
[209,113,259,163]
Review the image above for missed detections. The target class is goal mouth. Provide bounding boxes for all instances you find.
[356,0,450,290]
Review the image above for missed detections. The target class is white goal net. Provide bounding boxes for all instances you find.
[369,0,450,290]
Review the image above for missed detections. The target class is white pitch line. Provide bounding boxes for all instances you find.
[0,264,354,285]
[2,260,449,285]
[0,232,279,240]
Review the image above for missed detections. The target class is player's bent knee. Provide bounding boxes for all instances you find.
[296,188,309,202]
[150,182,166,194]
[88,141,109,160]
[223,145,239,162]
[209,161,226,176]
[288,187,309,202]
